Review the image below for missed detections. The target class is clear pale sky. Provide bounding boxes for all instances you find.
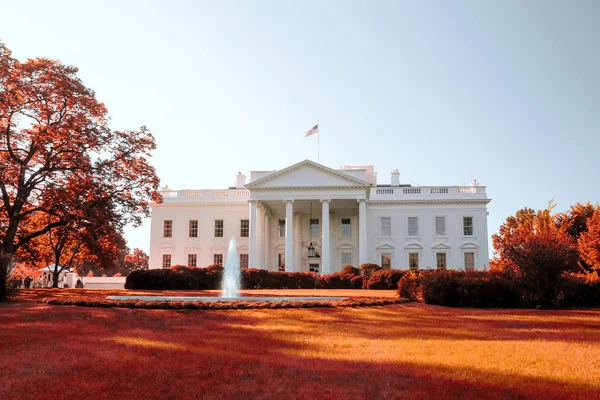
[2,0,599,256]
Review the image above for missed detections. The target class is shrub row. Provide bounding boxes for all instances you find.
[397,270,600,308]
[41,297,407,310]
[126,264,404,290]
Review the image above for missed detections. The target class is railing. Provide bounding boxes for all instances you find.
[403,188,421,194]
[376,189,394,195]
[369,186,487,200]
[159,189,250,201]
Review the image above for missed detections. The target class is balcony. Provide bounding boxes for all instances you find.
[159,188,250,203]
[370,186,487,201]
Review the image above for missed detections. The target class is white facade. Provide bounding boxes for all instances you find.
[149,160,491,272]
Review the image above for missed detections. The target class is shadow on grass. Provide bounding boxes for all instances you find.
[1,302,600,399]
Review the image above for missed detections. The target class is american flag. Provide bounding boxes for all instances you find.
[305,123,319,137]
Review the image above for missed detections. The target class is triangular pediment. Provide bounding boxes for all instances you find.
[246,160,370,190]
[432,243,451,250]
[376,243,396,250]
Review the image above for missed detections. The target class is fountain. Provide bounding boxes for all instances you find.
[221,237,241,298]
[107,238,346,303]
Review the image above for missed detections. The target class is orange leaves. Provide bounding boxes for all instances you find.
[0,41,160,298]
[578,209,600,270]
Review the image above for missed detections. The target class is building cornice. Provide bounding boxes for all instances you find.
[249,185,369,191]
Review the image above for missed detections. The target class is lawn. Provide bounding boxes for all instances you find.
[2,290,600,400]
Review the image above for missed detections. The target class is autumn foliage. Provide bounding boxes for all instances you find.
[578,209,600,270]
[0,42,160,299]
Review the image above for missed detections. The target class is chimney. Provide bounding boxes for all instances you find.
[391,169,400,186]
[236,172,247,189]
[471,179,480,187]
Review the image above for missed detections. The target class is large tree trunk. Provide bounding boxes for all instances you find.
[52,270,60,288]
[0,252,13,302]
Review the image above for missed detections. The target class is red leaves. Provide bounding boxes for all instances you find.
[579,209,600,270]
[0,42,160,298]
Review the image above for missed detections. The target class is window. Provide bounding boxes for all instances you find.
[279,220,286,237]
[408,217,419,237]
[463,217,474,236]
[188,254,197,267]
[163,220,172,238]
[380,217,391,237]
[162,254,171,268]
[278,253,285,271]
[213,254,223,266]
[240,254,249,269]
[409,253,419,271]
[464,252,475,271]
[240,219,249,237]
[310,219,320,237]
[189,220,198,238]
[214,220,224,238]
[435,217,446,236]
[341,218,351,237]
[341,252,352,267]
[309,263,319,273]
[437,253,447,270]
[381,253,392,269]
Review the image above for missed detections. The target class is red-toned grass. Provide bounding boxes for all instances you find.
[2,290,600,399]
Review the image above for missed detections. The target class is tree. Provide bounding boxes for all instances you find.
[0,42,161,300]
[579,209,600,271]
[492,203,579,307]
[124,248,149,272]
[557,202,599,271]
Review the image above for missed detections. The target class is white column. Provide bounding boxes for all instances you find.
[358,199,368,266]
[285,200,294,272]
[263,211,271,270]
[249,200,257,269]
[294,212,302,272]
[256,204,263,268]
[321,199,331,274]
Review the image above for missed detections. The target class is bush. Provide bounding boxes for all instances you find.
[397,271,420,301]
[554,273,600,308]
[365,269,406,290]
[400,270,522,308]
[359,263,382,289]
[125,266,222,290]
[241,269,318,289]
[319,266,362,289]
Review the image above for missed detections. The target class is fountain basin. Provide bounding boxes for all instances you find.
[106,295,347,302]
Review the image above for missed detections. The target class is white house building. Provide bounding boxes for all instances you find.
[149,160,490,273]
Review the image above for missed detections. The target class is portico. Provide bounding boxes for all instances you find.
[245,160,371,273]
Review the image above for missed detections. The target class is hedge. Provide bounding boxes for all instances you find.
[397,270,600,308]
[365,269,406,290]
[41,296,408,310]
[127,265,366,290]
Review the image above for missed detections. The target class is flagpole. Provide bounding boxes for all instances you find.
[317,120,320,163]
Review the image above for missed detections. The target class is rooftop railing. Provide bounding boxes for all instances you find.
[370,186,487,200]
[159,188,250,203]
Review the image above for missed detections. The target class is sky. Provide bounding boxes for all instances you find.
[1,0,599,255]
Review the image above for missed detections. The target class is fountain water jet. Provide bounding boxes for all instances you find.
[221,237,241,298]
